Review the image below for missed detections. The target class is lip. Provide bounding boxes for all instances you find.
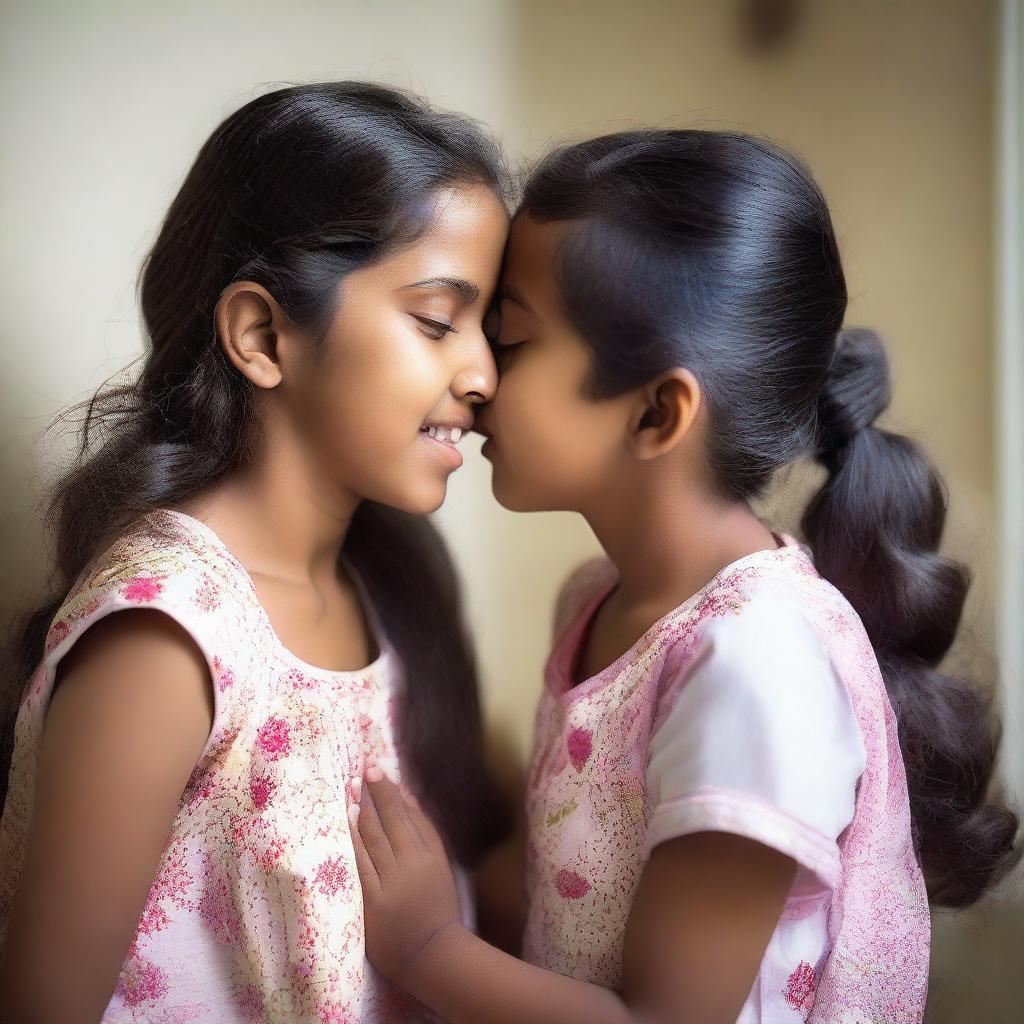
[420,430,465,470]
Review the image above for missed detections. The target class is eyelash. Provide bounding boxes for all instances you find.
[412,314,457,340]
[492,339,525,365]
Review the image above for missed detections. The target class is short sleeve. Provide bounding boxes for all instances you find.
[643,590,866,896]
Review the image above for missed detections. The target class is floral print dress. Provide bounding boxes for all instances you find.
[522,536,930,1023]
[0,508,471,1023]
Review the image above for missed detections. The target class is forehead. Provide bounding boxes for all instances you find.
[421,185,509,245]
[502,214,570,314]
[372,185,509,284]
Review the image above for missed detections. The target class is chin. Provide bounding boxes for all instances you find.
[491,476,548,514]
[398,479,448,517]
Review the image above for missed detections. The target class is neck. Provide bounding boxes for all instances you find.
[581,472,778,609]
[185,445,362,588]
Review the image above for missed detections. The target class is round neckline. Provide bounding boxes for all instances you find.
[157,507,392,682]
[547,533,804,704]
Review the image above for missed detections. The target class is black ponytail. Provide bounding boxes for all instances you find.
[803,328,1020,906]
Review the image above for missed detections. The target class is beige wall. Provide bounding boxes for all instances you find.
[0,1,1014,1020]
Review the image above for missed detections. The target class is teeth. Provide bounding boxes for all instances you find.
[423,425,463,444]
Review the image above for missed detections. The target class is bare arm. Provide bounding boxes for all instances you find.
[0,610,214,1024]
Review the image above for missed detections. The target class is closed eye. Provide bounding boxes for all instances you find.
[491,338,526,368]
[412,314,458,340]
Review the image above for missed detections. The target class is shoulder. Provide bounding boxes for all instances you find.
[43,509,256,678]
[551,556,616,641]
[646,583,867,870]
[700,581,830,671]
[52,607,215,732]
[663,582,838,709]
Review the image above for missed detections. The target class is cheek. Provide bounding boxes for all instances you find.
[294,335,437,487]
[491,369,606,504]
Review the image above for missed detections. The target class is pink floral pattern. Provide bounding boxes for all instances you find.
[566,727,592,772]
[122,575,165,602]
[522,544,929,1022]
[0,509,458,1022]
[256,715,292,759]
[784,961,817,1012]
[554,869,591,899]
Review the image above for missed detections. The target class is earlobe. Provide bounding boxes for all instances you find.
[214,282,286,389]
[630,369,702,460]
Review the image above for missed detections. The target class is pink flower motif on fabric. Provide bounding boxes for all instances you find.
[257,716,292,759]
[784,960,817,1011]
[193,573,221,613]
[136,845,193,942]
[250,774,276,811]
[314,856,350,897]
[316,1001,353,1023]
[286,667,313,690]
[555,868,591,899]
[211,654,235,693]
[115,952,170,1006]
[122,575,165,602]
[257,836,286,872]
[198,871,242,946]
[567,727,593,772]
[47,620,71,651]
[694,586,744,623]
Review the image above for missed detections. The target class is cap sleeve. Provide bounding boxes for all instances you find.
[38,515,255,722]
[643,589,866,897]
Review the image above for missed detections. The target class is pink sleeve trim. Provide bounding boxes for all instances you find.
[643,786,842,893]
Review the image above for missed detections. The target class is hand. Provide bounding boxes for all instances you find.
[349,767,465,988]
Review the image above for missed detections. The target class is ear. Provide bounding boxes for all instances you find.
[214,282,288,389]
[627,369,703,460]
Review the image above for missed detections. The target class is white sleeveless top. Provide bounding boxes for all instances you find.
[0,508,474,1022]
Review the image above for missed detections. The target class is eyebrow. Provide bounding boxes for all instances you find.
[402,276,480,305]
[498,284,537,318]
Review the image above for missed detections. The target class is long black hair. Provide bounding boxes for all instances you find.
[4,81,512,868]
[521,128,1019,907]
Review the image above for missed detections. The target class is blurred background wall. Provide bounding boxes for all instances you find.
[1,1,1019,1020]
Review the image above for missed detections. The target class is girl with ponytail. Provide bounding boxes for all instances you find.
[347,131,1020,1024]
[0,82,513,1022]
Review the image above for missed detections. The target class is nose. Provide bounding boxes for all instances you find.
[452,330,498,405]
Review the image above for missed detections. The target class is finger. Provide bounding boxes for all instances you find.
[365,773,423,855]
[348,803,380,892]
[357,784,396,875]
[404,794,450,861]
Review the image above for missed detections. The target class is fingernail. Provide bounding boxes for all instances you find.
[366,764,384,782]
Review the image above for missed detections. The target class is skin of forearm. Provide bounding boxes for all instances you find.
[402,922,640,1024]
[472,838,528,955]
